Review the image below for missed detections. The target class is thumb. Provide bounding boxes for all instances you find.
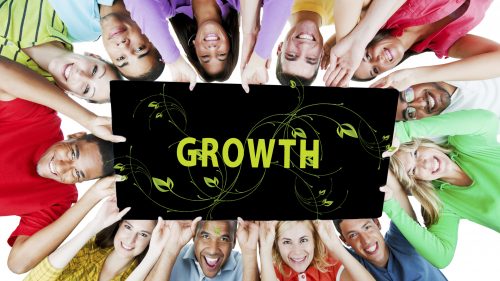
[189,79,196,91]
[111,134,126,143]
[265,59,271,69]
[242,78,250,93]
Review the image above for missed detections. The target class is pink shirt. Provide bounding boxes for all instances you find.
[383,0,492,58]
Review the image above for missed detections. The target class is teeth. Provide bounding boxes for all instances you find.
[433,158,439,173]
[64,64,72,80]
[49,159,57,175]
[204,34,219,41]
[290,256,306,262]
[205,257,219,266]
[122,242,133,250]
[366,243,377,253]
[384,49,393,62]
[297,34,314,41]
[428,96,436,110]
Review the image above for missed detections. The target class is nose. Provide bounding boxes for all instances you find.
[359,232,372,246]
[55,159,75,176]
[409,98,427,110]
[125,233,137,245]
[205,238,219,254]
[116,38,129,47]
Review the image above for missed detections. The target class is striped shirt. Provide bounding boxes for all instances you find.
[0,0,72,81]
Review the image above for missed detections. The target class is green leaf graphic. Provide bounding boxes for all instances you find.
[336,123,358,139]
[121,175,128,181]
[152,177,174,192]
[306,156,315,167]
[113,163,125,172]
[204,176,219,188]
[148,101,159,109]
[322,199,333,207]
[319,190,326,196]
[291,128,307,139]
[195,149,203,160]
[290,80,296,88]
[382,135,390,141]
[155,112,163,119]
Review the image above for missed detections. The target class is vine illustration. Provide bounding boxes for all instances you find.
[118,82,392,218]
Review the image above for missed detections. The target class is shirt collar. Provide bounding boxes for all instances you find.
[183,243,238,275]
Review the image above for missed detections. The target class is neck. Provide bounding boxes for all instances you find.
[290,11,322,27]
[22,42,68,70]
[102,249,134,277]
[99,0,128,18]
[192,0,222,25]
[441,162,471,187]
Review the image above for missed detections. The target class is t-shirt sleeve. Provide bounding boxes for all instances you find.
[123,0,181,63]
[383,199,460,268]
[385,221,416,253]
[254,0,293,59]
[8,202,72,246]
[24,257,64,281]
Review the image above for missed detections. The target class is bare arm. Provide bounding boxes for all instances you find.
[237,219,260,281]
[7,176,119,273]
[258,221,278,281]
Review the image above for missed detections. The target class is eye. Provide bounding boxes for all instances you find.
[92,66,97,76]
[201,233,210,239]
[220,236,230,242]
[75,169,82,181]
[117,56,125,61]
[83,85,90,95]
[365,51,371,61]
[282,240,291,245]
[373,67,379,75]
[139,232,149,238]
[124,224,132,230]
[300,238,308,243]
[348,233,358,239]
[135,46,145,53]
[409,150,418,176]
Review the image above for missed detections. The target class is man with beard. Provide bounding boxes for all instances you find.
[49,0,164,81]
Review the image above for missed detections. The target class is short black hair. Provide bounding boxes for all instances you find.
[121,49,165,81]
[333,219,344,237]
[169,9,239,82]
[79,134,114,178]
[275,54,318,86]
[352,29,419,82]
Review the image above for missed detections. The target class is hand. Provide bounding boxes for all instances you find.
[147,218,170,257]
[313,220,342,250]
[382,135,400,158]
[258,221,277,251]
[86,115,126,143]
[241,53,269,93]
[236,218,259,253]
[168,57,197,91]
[240,32,258,72]
[323,36,365,87]
[85,175,122,202]
[370,68,416,91]
[163,217,202,254]
[320,36,336,70]
[93,196,131,231]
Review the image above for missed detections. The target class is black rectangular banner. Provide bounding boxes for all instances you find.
[111,81,398,220]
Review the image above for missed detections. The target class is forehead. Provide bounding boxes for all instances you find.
[354,60,374,80]
[279,221,313,238]
[341,219,374,232]
[199,221,232,235]
[123,220,156,231]
[280,58,318,80]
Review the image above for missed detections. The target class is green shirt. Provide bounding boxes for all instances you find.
[0,0,72,81]
[386,109,500,268]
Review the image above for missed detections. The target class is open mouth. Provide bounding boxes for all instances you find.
[49,157,57,176]
[289,256,307,264]
[296,33,315,41]
[109,27,126,40]
[383,48,393,62]
[364,242,378,255]
[204,33,220,41]
[427,94,437,112]
[204,256,221,269]
[121,242,134,251]
[63,64,73,81]
[432,157,440,174]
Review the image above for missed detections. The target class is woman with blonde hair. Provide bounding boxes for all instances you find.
[383,109,500,268]
[259,220,375,281]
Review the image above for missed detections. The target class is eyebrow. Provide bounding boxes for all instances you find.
[123,221,153,234]
[305,58,318,65]
[285,54,297,62]
[75,144,86,179]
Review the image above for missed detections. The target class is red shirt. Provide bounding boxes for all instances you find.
[0,98,77,246]
[383,0,492,58]
[274,256,343,281]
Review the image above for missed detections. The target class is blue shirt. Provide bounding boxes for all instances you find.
[170,243,243,281]
[349,222,448,281]
[48,0,113,42]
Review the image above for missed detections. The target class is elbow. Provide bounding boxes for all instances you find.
[7,258,31,274]
[430,255,453,269]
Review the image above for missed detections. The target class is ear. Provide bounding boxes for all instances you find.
[84,52,102,60]
[67,132,87,140]
[276,42,283,55]
[373,218,382,230]
[192,40,196,48]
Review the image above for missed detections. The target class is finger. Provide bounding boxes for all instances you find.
[110,134,126,143]
[331,69,347,87]
[191,216,202,232]
[339,70,354,88]
[370,77,389,88]
[265,59,271,69]
[242,81,250,94]
[325,66,343,87]
[117,206,131,220]
[323,55,338,81]
[189,80,197,91]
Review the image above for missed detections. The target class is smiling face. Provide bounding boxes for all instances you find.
[194,221,235,278]
[395,83,452,121]
[36,135,103,184]
[192,21,230,76]
[113,220,155,259]
[394,146,454,181]
[354,35,405,80]
[48,53,118,103]
[278,20,323,79]
[276,221,315,273]
[339,219,389,268]
[100,12,161,79]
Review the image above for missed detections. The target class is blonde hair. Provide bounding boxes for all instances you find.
[389,138,453,226]
[272,221,332,276]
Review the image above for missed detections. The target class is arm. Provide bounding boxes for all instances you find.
[7,176,119,273]
[258,221,279,281]
[48,197,130,269]
[240,0,261,71]
[126,218,169,281]
[324,0,406,87]
[384,170,417,220]
[314,221,375,281]
[236,218,260,281]
[395,109,498,143]
[145,218,201,281]
[0,57,124,142]
[370,35,500,91]
[383,199,460,268]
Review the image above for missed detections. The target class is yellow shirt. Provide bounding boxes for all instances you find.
[0,0,72,82]
[291,0,335,26]
[24,238,138,281]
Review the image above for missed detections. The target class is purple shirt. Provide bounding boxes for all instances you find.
[124,0,292,63]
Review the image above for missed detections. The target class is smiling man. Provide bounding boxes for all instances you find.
[275,0,334,86]
[48,0,164,81]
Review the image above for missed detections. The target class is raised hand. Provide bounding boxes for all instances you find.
[370,68,416,91]
[92,196,131,232]
[258,221,277,251]
[241,54,269,93]
[163,217,202,254]
[236,218,259,253]
[85,175,123,203]
[168,57,197,91]
[323,36,365,87]
[313,220,341,250]
[85,115,126,143]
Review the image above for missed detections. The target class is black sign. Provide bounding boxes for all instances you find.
[111,81,398,220]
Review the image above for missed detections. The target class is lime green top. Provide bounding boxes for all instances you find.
[386,109,500,268]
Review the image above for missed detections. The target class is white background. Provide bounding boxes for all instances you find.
[1,2,499,279]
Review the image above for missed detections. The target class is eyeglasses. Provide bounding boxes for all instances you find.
[402,88,417,120]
